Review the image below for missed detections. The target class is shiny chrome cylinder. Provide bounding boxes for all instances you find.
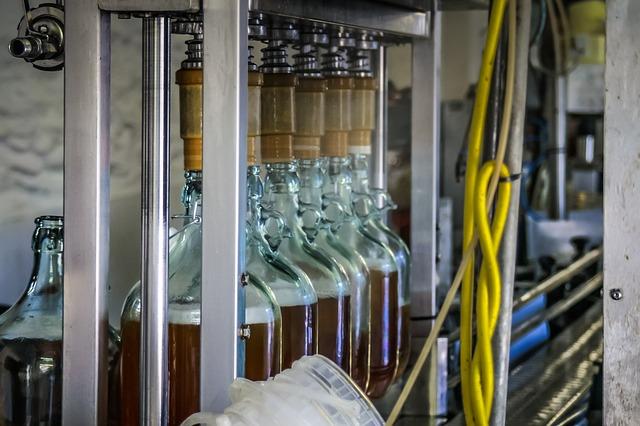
[140,16,171,426]
[371,45,387,194]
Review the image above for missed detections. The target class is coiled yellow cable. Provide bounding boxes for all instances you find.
[470,162,511,424]
[460,0,517,424]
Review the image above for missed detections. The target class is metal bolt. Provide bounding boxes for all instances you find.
[240,272,249,287]
[239,324,251,340]
[38,25,48,34]
[610,288,623,301]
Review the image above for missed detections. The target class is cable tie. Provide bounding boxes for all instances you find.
[499,172,521,183]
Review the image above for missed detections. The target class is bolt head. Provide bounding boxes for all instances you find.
[610,288,623,301]
[240,272,249,286]
[239,324,251,340]
[38,25,48,33]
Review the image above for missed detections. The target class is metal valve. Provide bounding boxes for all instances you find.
[8,2,64,71]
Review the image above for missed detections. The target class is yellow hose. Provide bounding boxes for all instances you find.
[469,162,511,424]
[460,0,511,423]
[386,1,516,423]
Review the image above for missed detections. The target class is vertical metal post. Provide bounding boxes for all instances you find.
[201,0,248,412]
[604,0,640,422]
[372,45,388,193]
[140,16,171,425]
[410,12,440,329]
[62,1,110,424]
[490,0,531,423]
[550,75,567,220]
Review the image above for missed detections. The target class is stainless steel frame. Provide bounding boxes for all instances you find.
[410,10,440,329]
[604,0,640,422]
[200,0,248,412]
[62,1,111,424]
[58,0,443,422]
[371,45,388,193]
[248,0,430,37]
[140,16,171,424]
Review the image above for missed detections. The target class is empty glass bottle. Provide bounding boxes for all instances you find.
[0,216,64,425]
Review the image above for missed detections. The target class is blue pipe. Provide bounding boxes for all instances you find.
[512,294,546,326]
[509,294,550,364]
[509,321,550,364]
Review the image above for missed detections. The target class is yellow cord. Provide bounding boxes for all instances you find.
[469,162,511,424]
[460,0,511,423]
[386,1,516,423]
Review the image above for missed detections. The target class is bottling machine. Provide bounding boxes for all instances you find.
[1,0,636,424]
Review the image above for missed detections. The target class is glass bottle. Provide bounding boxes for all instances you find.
[323,155,400,399]
[297,157,371,390]
[322,43,399,398]
[0,216,64,425]
[349,48,412,380]
[261,41,351,369]
[119,173,202,426]
[244,271,281,381]
[248,53,318,372]
[244,55,285,380]
[351,153,412,380]
[246,163,318,370]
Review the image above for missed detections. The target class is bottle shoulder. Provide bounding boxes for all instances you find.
[0,305,62,342]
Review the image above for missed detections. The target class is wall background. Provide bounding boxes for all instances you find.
[0,5,486,326]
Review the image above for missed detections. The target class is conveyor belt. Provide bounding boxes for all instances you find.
[445,301,602,425]
[505,301,602,425]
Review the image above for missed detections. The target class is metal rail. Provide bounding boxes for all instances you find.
[409,9,440,329]
[371,45,388,195]
[62,1,111,424]
[447,248,601,343]
[491,1,531,422]
[449,272,603,389]
[140,16,171,425]
[200,0,248,412]
[511,272,603,341]
[249,0,430,38]
[513,248,602,310]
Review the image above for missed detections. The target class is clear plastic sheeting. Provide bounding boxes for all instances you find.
[181,355,384,426]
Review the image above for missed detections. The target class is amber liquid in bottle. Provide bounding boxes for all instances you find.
[280,303,318,369]
[396,304,411,378]
[317,295,350,371]
[352,331,369,390]
[0,338,62,425]
[119,320,200,426]
[245,314,278,381]
[366,268,399,399]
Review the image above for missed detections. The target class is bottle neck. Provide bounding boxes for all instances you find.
[181,170,202,222]
[263,161,300,223]
[297,158,324,209]
[350,153,371,194]
[246,164,263,227]
[27,222,64,297]
[323,156,354,214]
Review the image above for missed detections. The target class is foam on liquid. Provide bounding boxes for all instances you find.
[0,314,62,341]
[245,305,275,325]
[267,279,317,307]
